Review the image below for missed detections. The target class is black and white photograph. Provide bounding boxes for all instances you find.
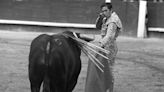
[0,0,164,92]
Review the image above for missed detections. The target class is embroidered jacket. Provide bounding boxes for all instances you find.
[100,12,122,46]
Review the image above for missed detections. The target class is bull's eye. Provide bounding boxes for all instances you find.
[54,39,62,46]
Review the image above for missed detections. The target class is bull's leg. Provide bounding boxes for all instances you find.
[29,70,44,92]
[30,82,41,92]
[29,75,43,92]
[67,69,81,92]
[29,62,45,92]
[67,79,78,92]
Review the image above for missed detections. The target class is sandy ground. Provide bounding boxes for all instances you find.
[0,31,164,92]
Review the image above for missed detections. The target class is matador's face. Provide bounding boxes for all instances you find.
[101,6,112,18]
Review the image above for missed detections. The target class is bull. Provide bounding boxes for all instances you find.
[28,31,90,92]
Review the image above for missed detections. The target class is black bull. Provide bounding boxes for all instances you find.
[28,31,86,92]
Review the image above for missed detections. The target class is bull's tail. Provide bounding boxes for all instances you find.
[43,41,50,92]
